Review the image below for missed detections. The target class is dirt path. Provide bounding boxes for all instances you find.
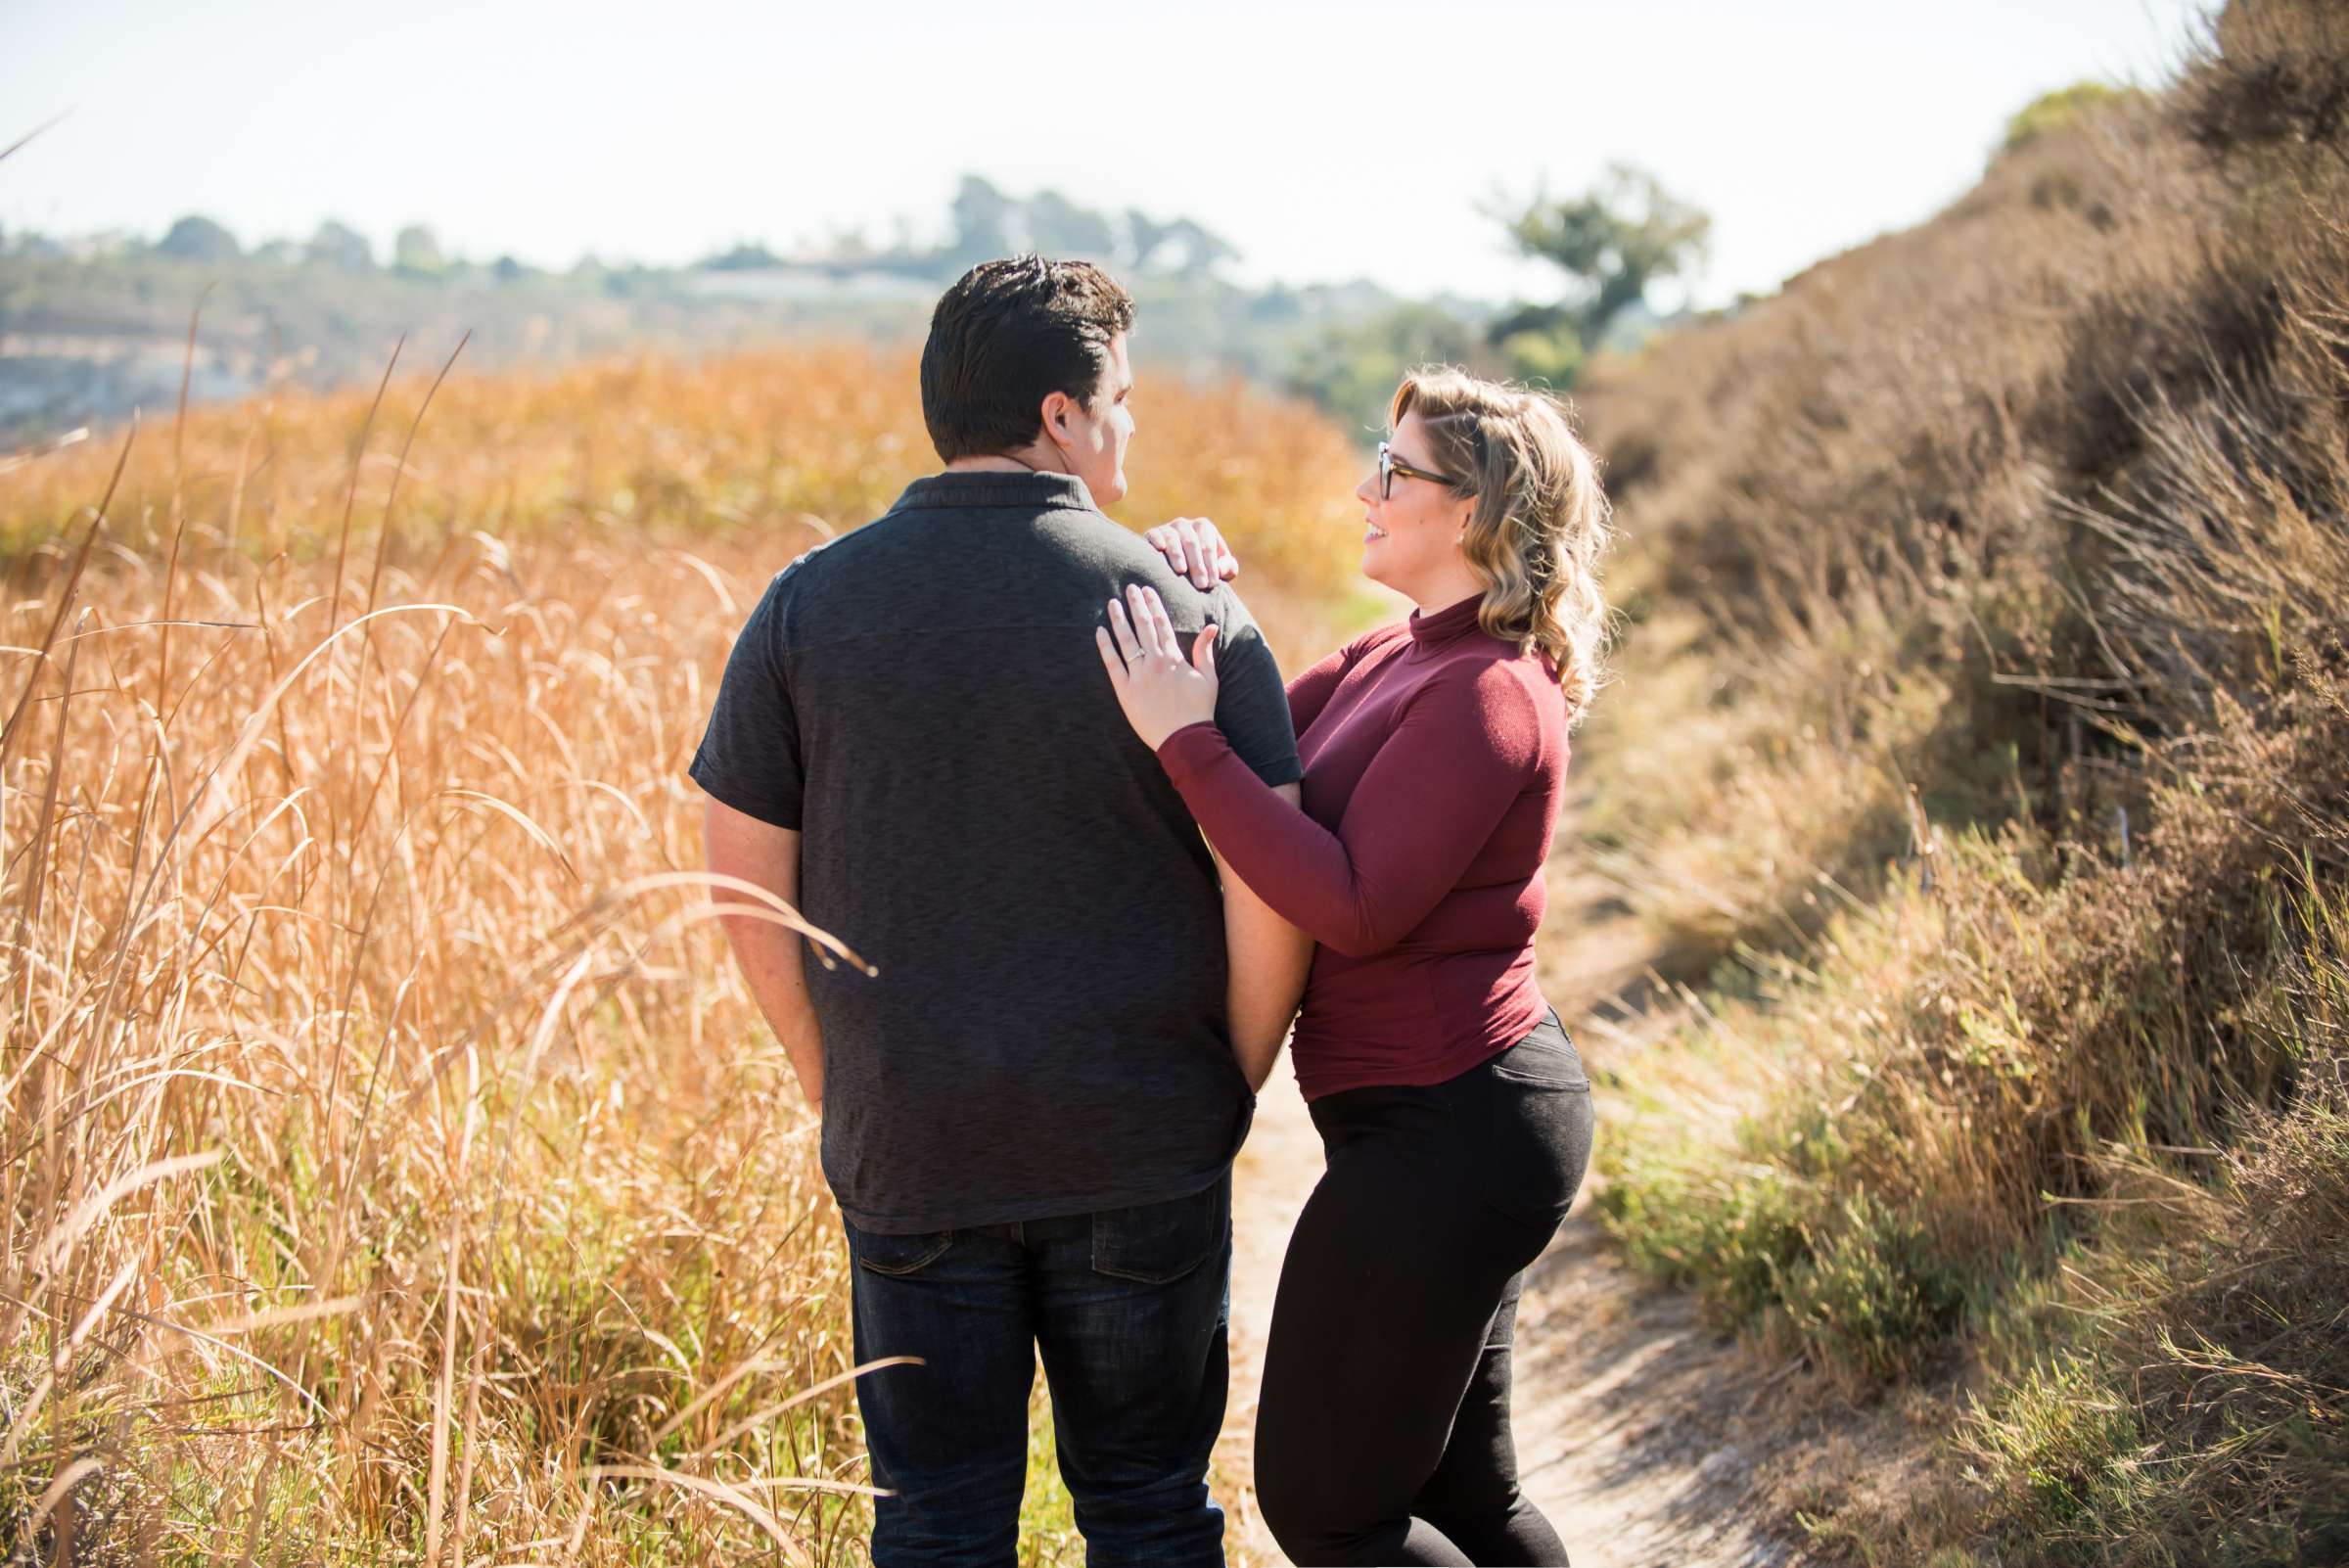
[1214,799,1791,1567]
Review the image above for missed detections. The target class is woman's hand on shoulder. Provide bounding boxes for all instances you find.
[1096,584,1221,750]
[1143,517,1239,590]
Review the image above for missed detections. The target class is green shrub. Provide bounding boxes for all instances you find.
[1998,81,2142,159]
[1777,1192,1969,1384]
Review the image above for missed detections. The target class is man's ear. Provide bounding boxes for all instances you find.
[1038,389,1074,444]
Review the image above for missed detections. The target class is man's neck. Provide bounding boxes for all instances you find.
[944,440,1066,478]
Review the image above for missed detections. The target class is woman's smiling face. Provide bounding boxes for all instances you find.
[1354,409,1477,601]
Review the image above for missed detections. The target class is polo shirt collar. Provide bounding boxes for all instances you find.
[893,470,1098,513]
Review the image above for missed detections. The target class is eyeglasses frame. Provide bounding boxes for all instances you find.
[1377,440,1464,501]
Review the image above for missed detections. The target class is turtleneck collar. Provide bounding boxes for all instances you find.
[1405,591,1487,655]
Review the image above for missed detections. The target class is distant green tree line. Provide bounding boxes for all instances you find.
[1280,161,1711,429]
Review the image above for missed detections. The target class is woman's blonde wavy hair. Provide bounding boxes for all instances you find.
[1390,366,1617,725]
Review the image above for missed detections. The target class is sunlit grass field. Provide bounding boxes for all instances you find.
[0,343,1374,1562]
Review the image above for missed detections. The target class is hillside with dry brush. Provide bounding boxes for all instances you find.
[1563,0,2348,1557]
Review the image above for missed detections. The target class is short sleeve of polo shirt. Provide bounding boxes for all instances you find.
[1207,609,1305,790]
[687,570,804,830]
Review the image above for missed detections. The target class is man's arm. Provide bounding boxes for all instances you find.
[1218,781,1314,1092]
[703,797,825,1114]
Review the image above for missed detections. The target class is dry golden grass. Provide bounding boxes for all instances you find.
[0,344,1373,1561]
[2,344,1373,671]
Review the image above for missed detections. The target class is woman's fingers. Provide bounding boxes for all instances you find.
[1095,625,1128,684]
[1124,585,1168,661]
[1140,585,1182,654]
[1174,518,1215,589]
[1113,592,1138,660]
[1178,517,1237,582]
[1126,585,1161,658]
[1110,585,1213,686]
[1145,518,1235,589]
[1148,524,1186,576]
[1182,519,1223,586]
[1107,596,1146,665]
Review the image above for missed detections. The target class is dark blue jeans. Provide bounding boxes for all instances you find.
[842,1170,1233,1568]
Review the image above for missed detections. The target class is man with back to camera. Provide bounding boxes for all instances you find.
[687,255,1314,1566]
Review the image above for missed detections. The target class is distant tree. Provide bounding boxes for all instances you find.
[392,224,446,277]
[252,238,302,264]
[305,219,374,270]
[602,264,658,299]
[1247,281,1302,323]
[700,242,783,271]
[1998,80,2141,158]
[924,177,1237,279]
[1495,326,1585,391]
[1288,301,1487,432]
[1490,162,1709,361]
[492,254,528,283]
[1024,190,1118,259]
[1159,217,1239,281]
[1126,208,1174,272]
[947,175,1018,268]
[821,225,876,263]
[157,213,242,263]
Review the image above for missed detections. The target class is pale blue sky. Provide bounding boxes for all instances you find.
[2,0,2208,304]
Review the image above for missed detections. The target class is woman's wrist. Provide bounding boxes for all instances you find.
[1153,719,1223,756]
[1154,722,1232,794]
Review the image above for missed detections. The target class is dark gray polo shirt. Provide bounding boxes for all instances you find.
[688,471,1303,1233]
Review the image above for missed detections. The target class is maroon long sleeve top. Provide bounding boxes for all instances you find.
[1156,591,1571,1100]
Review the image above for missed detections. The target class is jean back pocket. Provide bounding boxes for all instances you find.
[847,1223,955,1277]
[1091,1174,1230,1284]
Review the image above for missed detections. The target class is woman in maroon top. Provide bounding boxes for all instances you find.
[1097,368,1613,1565]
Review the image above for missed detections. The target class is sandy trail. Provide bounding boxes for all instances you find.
[1213,802,1788,1567]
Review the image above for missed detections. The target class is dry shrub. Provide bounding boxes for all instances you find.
[1958,1079,2349,1562]
[2179,0,2349,157]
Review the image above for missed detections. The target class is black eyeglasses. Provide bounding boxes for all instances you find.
[1377,440,1462,500]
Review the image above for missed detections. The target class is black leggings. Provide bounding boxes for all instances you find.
[1255,1007,1594,1566]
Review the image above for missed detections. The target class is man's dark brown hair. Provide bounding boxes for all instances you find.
[919,255,1136,463]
